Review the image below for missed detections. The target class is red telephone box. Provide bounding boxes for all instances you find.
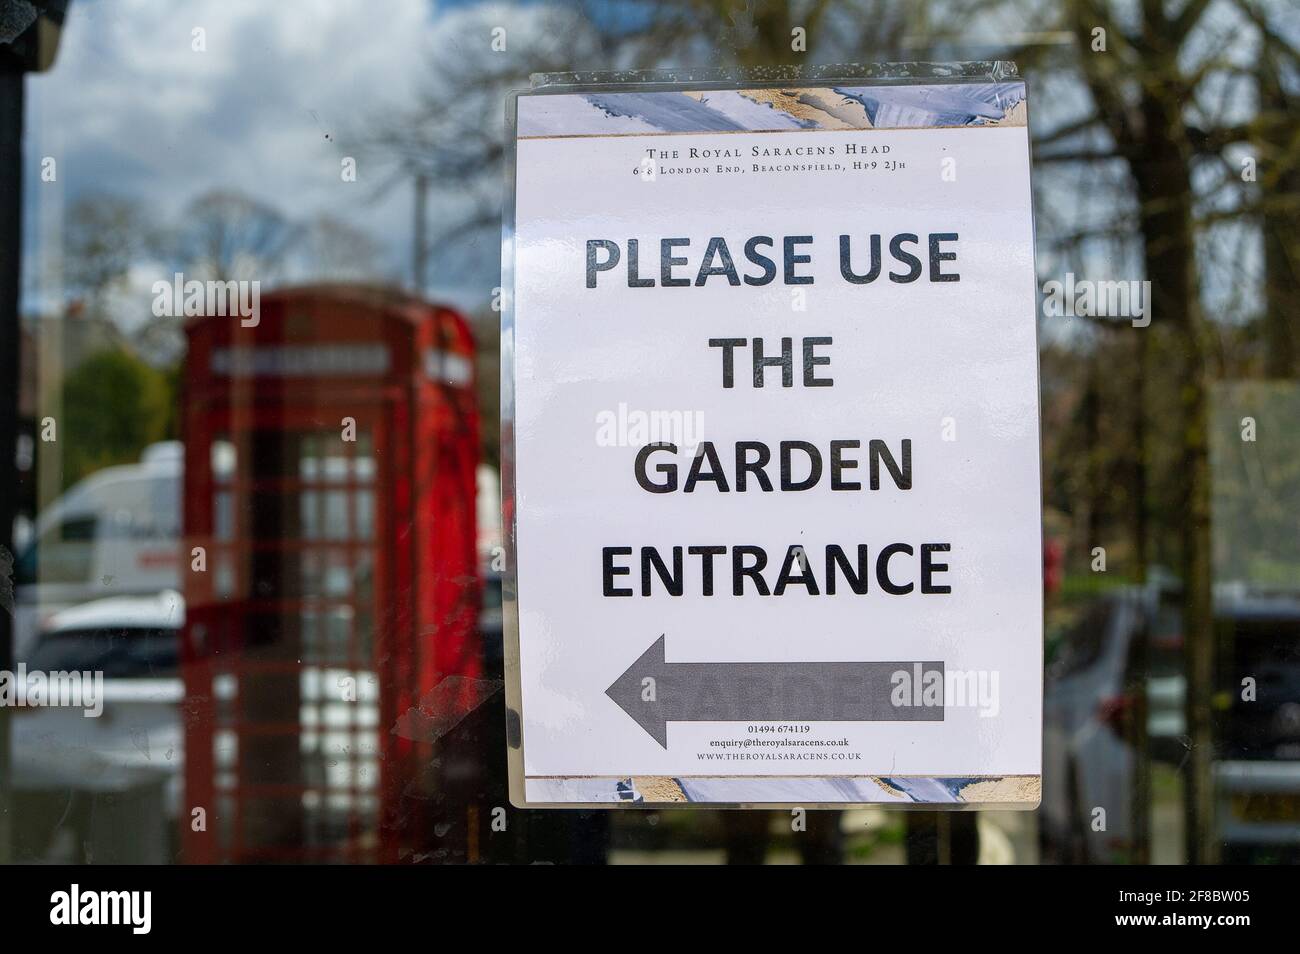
[180,285,480,863]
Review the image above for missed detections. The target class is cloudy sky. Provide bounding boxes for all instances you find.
[21,0,529,322]
[18,0,1275,337]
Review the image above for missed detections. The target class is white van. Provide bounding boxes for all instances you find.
[13,442,183,660]
[14,444,499,660]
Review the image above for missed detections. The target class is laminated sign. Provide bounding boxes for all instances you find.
[502,67,1042,808]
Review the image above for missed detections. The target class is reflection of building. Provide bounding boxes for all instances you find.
[180,285,481,863]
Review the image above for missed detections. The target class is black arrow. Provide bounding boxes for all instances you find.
[605,635,944,748]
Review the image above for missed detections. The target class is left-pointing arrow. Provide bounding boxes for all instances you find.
[605,635,945,748]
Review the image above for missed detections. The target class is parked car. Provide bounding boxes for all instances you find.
[1214,593,1300,863]
[1041,584,1185,863]
[1043,583,1300,863]
[9,590,185,863]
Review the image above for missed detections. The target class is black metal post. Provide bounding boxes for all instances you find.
[0,61,23,866]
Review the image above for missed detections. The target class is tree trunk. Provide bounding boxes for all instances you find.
[1132,331,1148,582]
[1257,57,1299,377]
[1132,76,1217,865]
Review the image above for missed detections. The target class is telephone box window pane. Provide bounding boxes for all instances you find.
[300,490,319,540]
[299,607,357,664]
[213,674,238,723]
[300,552,322,597]
[301,667,324,700]
[212,440,236,484]
[356,555,374,605]
[301,702,321,733]
[325,552,353,597]
[300,551,359,599]
[215,730,238,780]
[323,491,349,540]
[216,796,236,854]
[355,605,374,657]
[326,454,351,483]
[301,609,320,660]
[253,430,316,480]
[297,434,321,481]
[242,613,299,655]
[355,490,374,540]
[354,434,375,483]
[251,491,304,540]
[298,432,361,485]
[215,556,235,598]
[215,491,234,541]
[272,483,375,541]
[325,606,352,659]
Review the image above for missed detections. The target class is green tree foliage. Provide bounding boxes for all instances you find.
[60,348,173,489]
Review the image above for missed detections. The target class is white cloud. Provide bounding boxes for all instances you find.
[22,0,453,312]
[20,1,629,321]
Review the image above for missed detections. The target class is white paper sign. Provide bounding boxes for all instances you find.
[504,78,1042,807]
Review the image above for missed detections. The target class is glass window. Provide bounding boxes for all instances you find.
[0,0,1293,878]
